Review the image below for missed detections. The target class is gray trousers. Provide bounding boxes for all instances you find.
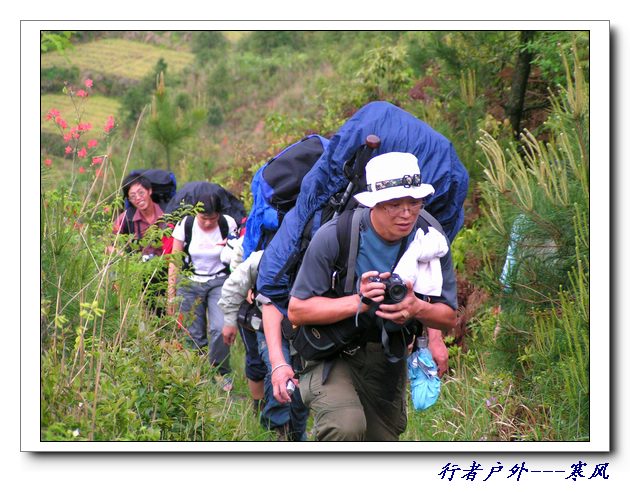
[300,342,407,441]
[177,275,230,375]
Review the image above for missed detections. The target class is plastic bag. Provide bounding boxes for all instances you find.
[407,337,441,410]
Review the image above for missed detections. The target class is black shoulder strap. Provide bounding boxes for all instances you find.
[332,207,366,296]
[120,208,136,237]
[342,208,364,295]
[219,214,229,239]
[183,216,194,259]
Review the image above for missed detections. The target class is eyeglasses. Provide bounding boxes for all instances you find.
[381,200,423,216]
[128,189,148,201]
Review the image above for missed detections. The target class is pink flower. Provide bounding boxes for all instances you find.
[78,166,86,174]
[104,116,115,133]
[65,146,73,154]
[44,158,52,167]
[103,206,110,214]
[95,168,103,178]
[55,116,68,129]
[46,108,60,120]
[78,122,92,132]
[85,79,93,88]
[87,139,98,148]
[63,133,73,142]
[91,156,103,165]
[77,147,87,159]
[76,89,88,98]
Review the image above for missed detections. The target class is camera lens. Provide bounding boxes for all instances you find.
[389,284,407,303]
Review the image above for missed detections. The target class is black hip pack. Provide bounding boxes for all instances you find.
[292,316,364,361]
[238,298,297,340]
[236,301,262,333]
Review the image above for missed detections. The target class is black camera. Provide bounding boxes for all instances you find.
[368,273,408,304]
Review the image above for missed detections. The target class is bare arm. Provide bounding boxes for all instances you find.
[167,238,184,315]
[427,327,449,377]
[263,303,295,404]
[287,271,387,326]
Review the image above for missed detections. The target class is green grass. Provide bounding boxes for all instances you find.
[41,38,195,81]
[41,93,121,135]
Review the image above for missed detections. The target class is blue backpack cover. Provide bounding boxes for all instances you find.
[257,101,469,312]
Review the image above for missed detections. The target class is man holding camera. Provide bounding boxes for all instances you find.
[287,152,457,441]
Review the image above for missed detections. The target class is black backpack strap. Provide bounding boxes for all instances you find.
[219,214,229,239]
[342,208,365,295]
[329,208,358,295]
[183,216,194,266]
[119,208,136,237]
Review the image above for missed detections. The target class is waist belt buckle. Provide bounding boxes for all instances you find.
[342,344,361,356]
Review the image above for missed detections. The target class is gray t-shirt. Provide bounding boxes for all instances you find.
[290,209,457,310]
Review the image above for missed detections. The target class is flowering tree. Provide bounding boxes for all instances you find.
[43,79,116,193]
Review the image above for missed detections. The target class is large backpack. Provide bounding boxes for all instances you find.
[164,181,247,231]
[256,101,469,313]
[120,168,177,236]
[242,134,329,260]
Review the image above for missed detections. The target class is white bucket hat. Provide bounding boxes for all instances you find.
[353,152,435,208]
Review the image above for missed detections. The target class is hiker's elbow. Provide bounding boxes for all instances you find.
[287,296,309,326]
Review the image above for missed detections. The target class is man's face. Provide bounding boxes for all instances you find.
[371,197,424,241]
[128,183,153,212]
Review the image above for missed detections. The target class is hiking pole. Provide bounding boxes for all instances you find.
[333,134,381,218]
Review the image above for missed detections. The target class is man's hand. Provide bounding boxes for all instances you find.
[358,271,387,312]
[375,278,419,324]
[222,325,238,346]
[271,363,297,404]
[428,328,449,377]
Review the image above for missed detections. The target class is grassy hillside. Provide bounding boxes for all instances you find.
[41,94,121,135]
[41,38,195,81]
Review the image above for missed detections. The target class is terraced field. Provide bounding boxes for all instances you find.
[41,94,121,135]
[41,38,195,81]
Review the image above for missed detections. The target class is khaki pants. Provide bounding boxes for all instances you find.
[300,343,407,441]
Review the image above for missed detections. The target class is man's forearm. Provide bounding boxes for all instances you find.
[287,294,362,326]
[262,304,289,367]
[413,300,456,333]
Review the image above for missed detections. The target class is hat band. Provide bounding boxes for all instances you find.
[367,174,422,192]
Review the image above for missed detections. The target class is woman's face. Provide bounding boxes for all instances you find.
[127,183,152,212]
[197,212,220,232]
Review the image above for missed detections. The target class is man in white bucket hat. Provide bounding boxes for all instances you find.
[287,151,457,441]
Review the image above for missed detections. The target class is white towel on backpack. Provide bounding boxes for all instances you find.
[394,227,449,296]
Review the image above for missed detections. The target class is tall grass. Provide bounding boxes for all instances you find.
[40,193,272,441]
[471,41,589,440]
